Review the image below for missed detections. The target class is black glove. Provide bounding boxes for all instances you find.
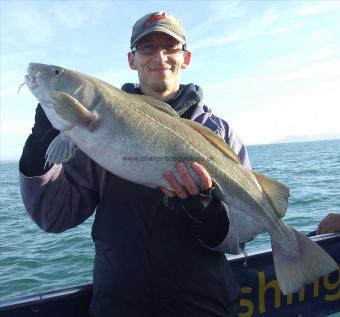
[180,188,216,222]
[19,104,60,176]
[167,188,230,248]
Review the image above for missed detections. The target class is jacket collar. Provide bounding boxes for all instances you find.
[121,83,203,118]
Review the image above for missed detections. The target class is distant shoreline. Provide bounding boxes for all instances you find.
[271,135,340,145]
[0,160,19,164]
[246,137,340,147]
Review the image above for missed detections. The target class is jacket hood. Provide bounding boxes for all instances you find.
[121,83,203,118]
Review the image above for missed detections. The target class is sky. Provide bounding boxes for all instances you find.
[1,0,340,161]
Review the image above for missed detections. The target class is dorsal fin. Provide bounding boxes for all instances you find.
[129,94,180,117]
[181,118,241,164]
[252,171,290,218]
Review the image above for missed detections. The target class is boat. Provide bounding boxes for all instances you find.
[0,233,339,317]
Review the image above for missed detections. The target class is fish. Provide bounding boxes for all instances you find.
[24,62,337,295]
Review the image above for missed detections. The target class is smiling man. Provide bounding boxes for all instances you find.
[19,11,251,317]
[128,35,190,101]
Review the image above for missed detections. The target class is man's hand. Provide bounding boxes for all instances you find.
[316,212,340,234]
[161,161,212,199]
[161,161,229,247]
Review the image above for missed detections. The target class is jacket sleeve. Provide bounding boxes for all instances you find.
[226,124,251,169]
[212,116,251,169]
[20,149,102,233]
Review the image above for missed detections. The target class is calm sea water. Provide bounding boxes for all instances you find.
[1,139,339,301]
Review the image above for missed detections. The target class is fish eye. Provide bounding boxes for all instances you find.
[53,68,63,77]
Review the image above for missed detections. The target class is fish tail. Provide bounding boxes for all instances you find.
[271,228,338,295]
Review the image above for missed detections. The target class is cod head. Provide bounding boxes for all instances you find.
[25,63,98,130]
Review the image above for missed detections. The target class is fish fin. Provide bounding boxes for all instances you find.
[272,228,338,295]
[212,181,266,243]
[252,171,289,218]
[45,133,76,166]
[228,207,266,242]
[215,229,243,255]
[50,91,100,130]
[181,119,241,164]
[132,94,180,117]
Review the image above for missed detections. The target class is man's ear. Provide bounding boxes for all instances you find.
[181,50,192,69]
[128,52,137,70]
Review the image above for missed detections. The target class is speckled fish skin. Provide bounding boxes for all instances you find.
[25,63,337,295]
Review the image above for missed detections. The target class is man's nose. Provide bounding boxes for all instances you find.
[152,47,168,61]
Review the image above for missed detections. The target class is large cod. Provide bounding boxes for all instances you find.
[24,63,337,295]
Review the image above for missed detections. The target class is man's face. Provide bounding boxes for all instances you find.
[128,32,191,98]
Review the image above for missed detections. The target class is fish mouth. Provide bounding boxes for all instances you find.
[25,63,51,106]
[25,64,40,90]
[25,74,37,88]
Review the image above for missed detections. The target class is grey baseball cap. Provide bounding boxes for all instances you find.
[130,11,186,49]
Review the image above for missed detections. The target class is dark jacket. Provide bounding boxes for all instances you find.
[19,83,250,316]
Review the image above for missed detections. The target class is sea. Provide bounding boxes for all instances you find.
[1,139,339,303]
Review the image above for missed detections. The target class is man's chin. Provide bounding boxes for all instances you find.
[150,81,169,93]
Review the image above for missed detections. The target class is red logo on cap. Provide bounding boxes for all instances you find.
[143,13,166,28]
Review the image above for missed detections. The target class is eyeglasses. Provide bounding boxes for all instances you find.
[132,43,186,55]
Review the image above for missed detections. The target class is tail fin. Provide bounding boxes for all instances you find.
[272,228,338,295]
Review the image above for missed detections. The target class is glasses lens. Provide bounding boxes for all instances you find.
[138,44,155,54]
[135,43,184,55]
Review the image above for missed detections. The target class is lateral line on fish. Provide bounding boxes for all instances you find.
[127,104,252,196]
[132,106,228,171]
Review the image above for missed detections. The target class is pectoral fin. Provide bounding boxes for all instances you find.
[45,133,76,166]
[253,171,290,218]
[50,91,100,130]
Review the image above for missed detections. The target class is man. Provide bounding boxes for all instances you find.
[19,12,251,317]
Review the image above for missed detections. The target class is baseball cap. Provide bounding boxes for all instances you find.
[130,11,186,49]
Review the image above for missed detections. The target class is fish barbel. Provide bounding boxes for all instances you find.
[24,62,337,295]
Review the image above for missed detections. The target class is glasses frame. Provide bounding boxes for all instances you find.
[132,43,187,55]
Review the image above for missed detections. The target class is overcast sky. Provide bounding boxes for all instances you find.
[1,0,340,160]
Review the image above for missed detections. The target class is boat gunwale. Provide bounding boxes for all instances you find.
[0,232,339,313]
